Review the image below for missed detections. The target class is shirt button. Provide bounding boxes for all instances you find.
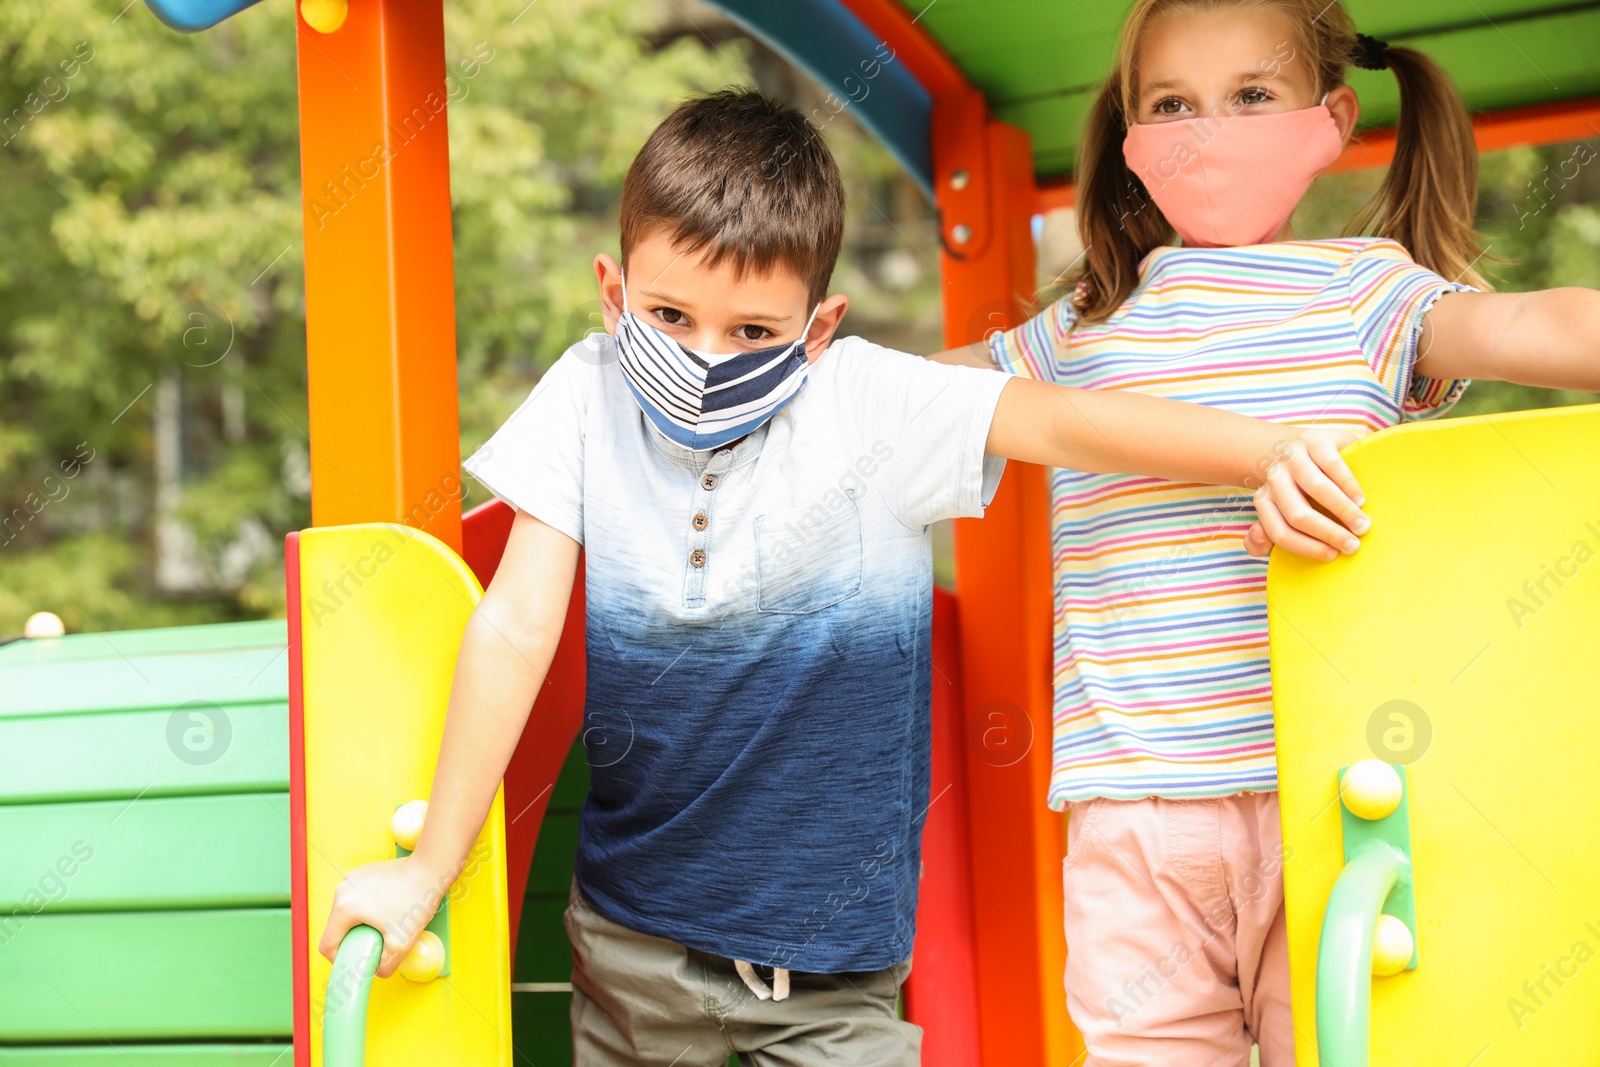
[690,549,707,568]
[692,513,709,531]
[701,474,718,491]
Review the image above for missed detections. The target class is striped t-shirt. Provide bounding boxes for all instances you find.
[989,238,1471,806]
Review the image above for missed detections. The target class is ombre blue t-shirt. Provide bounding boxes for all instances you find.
[464,333,1006,973]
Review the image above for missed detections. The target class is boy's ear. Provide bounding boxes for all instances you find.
[803,294,850,363]
[594,253,624,333]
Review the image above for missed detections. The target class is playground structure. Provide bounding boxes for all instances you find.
[1270,405,1600,1064]
[1,0,1597,1064]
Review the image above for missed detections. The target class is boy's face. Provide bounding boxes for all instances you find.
[595,231,849,364]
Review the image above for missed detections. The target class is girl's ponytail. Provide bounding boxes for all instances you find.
[1346,40,1492,290]
[1067,70,1174,324]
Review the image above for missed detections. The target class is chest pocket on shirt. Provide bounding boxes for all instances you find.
[754,489,864,615]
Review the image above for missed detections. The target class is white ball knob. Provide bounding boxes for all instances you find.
[1340,759,1403,821]
[390,800,428,852]
[399,930,445,982]
[1372,914,1414,976]
[299,0,347,33]
[24,612,65,638]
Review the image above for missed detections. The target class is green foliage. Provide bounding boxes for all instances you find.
[1,0,305,630]
[1460,138,1600,415]
[0,0,751,633]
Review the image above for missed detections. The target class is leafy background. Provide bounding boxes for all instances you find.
[1,0,1595,633]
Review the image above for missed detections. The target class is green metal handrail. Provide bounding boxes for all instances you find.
[1315,842,1410,1067]
[323,924,384,1067]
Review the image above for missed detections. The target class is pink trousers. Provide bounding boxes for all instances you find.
[1063,792,1296,1066]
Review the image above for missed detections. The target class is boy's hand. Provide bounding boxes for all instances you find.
[318,855,454,978]
[1244,428,1369,561]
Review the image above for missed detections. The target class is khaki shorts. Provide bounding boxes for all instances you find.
[564,880,921,1066]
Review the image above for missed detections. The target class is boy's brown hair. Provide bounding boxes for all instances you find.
[620,90,845,306]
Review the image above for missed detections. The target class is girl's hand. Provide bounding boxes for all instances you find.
[1244,428,1370,561]
[317,854,456,978]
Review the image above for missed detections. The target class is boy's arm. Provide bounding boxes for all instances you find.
[927,340,997,369]
[1415,288,1600,389]
[986,377,1371,561]
[317,510,580,977]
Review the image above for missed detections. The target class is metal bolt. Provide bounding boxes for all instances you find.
[951,224,973,245]
[950,169,970,191]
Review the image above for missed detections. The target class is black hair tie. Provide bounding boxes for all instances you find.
[1352,32,1390,71]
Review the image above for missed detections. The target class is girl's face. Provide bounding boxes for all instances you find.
[1133,7,1357,128]
[1131,6,1361,242]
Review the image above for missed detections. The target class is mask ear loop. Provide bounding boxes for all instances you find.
[794,304,822,360]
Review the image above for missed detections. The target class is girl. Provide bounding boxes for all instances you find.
[935,1,1600,1063]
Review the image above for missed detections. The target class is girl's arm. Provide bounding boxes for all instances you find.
[1243,286,1600,559]
[986,377,1371,561]
[317,510,579,977]
[1417,288,1600,389]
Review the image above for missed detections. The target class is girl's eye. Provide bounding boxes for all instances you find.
[1152,96,1188,116]
[735,325,773,342]
[653,307,685,326]
[1237,86,1271,107]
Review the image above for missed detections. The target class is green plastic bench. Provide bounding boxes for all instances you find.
[0,621,293,1062]
[0,619,588,1063]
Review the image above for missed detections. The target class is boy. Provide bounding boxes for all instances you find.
[319,89,1366,1065]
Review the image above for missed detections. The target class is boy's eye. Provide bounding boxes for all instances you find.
[652,307,685,326]
[735,325,773,342]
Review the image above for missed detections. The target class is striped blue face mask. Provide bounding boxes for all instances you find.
[614,278,819,452]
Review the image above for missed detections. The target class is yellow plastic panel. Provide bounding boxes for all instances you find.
[300,524,510,1065]
[1270,404,1600,1065]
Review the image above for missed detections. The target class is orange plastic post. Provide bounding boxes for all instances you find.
[1328,94,1600,175]
[295,0,463,552]
[935,93,1082,1066]
[1036,178,1076,216]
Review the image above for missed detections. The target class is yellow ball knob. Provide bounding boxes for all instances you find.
[24,612,65,638]
[399,930,445,983]
[1371,914,1414,977]
[1340,759,1402,821]
[299,0,348,34]
[390,800,428,852]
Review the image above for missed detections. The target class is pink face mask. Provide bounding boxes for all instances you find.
[1122,101,1344,247]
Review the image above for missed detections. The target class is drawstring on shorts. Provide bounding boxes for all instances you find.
[735,959,790,1002]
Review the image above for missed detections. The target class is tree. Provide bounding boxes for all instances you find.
[0,0,746,632]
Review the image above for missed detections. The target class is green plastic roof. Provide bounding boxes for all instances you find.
[900,0,1600,180]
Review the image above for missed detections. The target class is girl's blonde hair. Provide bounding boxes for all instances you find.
[1069,0,1488,323]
